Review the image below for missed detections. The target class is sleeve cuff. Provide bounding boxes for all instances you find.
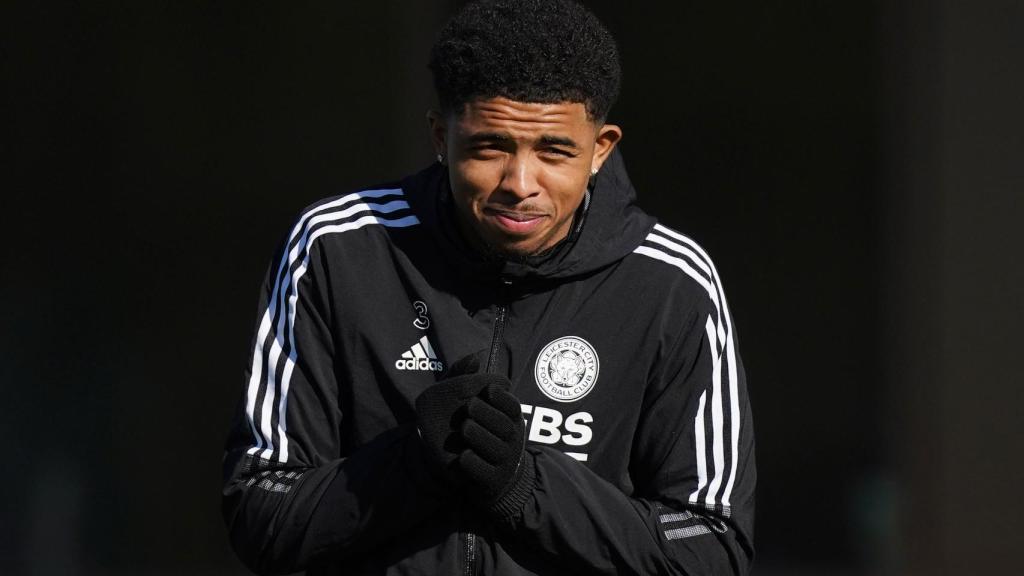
[487,451,537,524]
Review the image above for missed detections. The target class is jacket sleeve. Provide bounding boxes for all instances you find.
[497,301,756,575]
[221,236,442,575]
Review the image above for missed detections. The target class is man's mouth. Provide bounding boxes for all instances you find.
[484,208,547,234]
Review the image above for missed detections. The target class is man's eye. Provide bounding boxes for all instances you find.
[543,148,574,157]
[471,144,504,152]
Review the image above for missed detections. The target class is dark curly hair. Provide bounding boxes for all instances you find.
[428,0,621,121]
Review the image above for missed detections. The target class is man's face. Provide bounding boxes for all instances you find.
[430,97,621,259]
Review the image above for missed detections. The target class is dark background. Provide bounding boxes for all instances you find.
[3,1,1022,574]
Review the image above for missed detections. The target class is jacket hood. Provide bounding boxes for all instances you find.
[403,147,656,284]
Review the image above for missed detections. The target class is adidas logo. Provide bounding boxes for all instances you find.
[395,335,445,372]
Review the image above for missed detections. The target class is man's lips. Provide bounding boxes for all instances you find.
[483,208,547,234]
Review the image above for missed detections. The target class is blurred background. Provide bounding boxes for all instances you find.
[3,1,1022,574]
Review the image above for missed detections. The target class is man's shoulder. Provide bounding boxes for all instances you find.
[284,185,423,254]
[622,222,732,316]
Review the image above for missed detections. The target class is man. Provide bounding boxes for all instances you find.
[222,1,755,574]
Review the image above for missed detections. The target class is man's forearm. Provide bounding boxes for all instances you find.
[223,424,445,575]
[497,447,754,576]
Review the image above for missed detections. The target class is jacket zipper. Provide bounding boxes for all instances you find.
[463,532,476,576]
[464,280,510,576]
[485,303,508,373]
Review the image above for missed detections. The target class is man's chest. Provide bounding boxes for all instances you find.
[331,266,663,483]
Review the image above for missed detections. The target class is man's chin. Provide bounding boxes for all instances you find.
[477,243,534,264]
[475,236,548,264]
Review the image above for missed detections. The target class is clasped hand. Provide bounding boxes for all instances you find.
[415,372,528,506]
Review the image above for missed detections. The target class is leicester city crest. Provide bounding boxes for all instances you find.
[534,336,599,403]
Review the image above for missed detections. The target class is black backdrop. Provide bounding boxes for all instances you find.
[4,1,1022,575]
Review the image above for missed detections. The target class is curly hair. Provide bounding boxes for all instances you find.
[428,0,621,121]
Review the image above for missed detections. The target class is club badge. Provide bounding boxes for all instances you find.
[534,336,599,403]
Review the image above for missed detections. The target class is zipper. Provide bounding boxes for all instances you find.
[464,278,511,576]
[485,303,508,373]
[463,532,476,576]
[485,276,511,373]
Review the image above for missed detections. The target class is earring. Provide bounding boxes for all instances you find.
[591,168,598,177]
[437,153,445,165]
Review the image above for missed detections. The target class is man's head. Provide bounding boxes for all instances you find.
[427,0,623,260]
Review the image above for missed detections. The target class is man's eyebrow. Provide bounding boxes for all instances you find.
[538,135,580,149]
[465,132,581,149]
[466,132,513,143]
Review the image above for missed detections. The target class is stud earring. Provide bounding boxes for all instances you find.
[437,153,445,164]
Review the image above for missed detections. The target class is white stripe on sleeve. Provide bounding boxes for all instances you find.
[703,315,726,506]
[689,389,708,503]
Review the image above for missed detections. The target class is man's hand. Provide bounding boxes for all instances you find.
[458,383,528,504]
[414,373,500,474]
[415,374,535,516]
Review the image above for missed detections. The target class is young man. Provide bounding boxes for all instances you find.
[222,1,756,574]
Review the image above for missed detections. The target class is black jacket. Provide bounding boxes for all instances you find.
[222,150,756,575]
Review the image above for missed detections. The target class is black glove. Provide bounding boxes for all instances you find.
[415,372,536,521]
[414,372,501,474]
[458,383,530,506]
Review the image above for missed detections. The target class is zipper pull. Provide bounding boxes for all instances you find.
[496,275,512,300]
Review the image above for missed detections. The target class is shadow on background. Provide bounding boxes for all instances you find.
[3,1,1021,574]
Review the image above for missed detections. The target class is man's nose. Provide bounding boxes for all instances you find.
[498,153,540,200]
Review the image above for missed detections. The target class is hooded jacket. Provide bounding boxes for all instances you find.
[222,150,756,575]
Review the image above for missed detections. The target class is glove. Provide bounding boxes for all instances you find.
[458,383,536,518]
[414,371,502,475]
[414,365,536,520]
[414,350,490,474]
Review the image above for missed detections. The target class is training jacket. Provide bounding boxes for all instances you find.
[222,149,756,575]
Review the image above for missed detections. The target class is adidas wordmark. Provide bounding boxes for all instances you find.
[395,335,445,372]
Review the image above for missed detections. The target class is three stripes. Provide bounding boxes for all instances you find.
[634,224,742,531]
[401,335,439,361]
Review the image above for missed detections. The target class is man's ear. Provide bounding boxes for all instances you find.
[591,124,623,174]
[426,110,447,158]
